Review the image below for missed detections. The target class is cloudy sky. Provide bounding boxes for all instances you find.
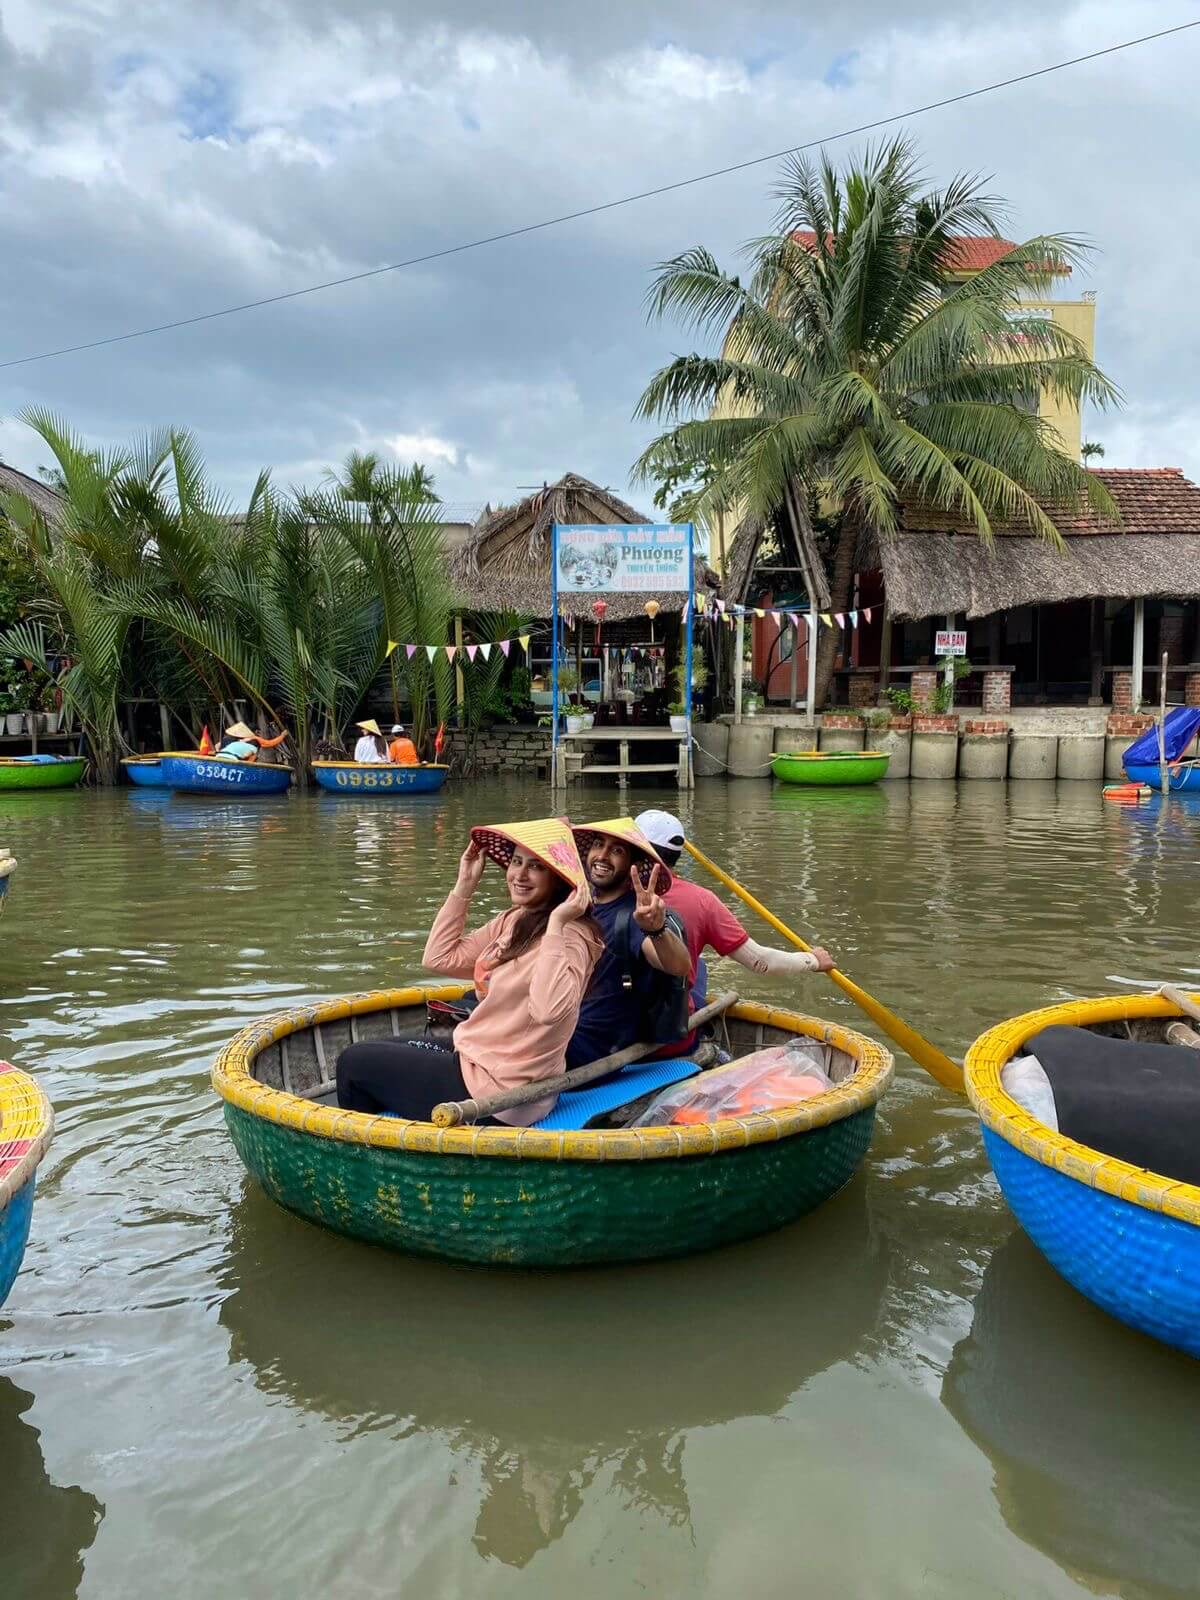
[2,0,1199,508]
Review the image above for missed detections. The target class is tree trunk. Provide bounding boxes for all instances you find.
[813,514,861,709]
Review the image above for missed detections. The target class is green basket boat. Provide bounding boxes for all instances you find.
[0,756,88,790]
[212,985,893,1268]
[772,750,890,785]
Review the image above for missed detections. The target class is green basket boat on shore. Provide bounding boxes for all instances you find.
[772,751,890,785]
[212,984,893,1268]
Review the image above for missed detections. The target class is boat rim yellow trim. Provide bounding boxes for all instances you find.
[121,752,196,762]
[0,756,87,766]
[965,991,1200,1227]
[211,985,893,1163]
[0,1065,54,1209]
[775,750,887,759]
[310,761,450,771]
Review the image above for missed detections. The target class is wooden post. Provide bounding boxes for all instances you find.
[1132,597,1145,711]
[877,603,893,705]
[943,613,956,710]
[159,702,171,751]
[789,618,800,708]
[734,611,745,724]
[1158,648,1169,796]
[453,616,465,719]
[1088,598,1105,705]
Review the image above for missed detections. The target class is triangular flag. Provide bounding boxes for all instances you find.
[406,644,417,659]
[864,607,873,623]
[446,645,457,664]
[849,610,858,628]
[500,639,511,657]
[198,724,213,755]
[385,640,399,658]
[425,645,437,662]
[834,613,845,628]
[754,607,765,619]
[682,601,690,623]
[715,598,726,613]
[820,613,833,627]
[480,642,492,661]
[518,634,530,653]
[466,644,478,662]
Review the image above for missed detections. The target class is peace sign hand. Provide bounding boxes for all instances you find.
[632,863,669,934]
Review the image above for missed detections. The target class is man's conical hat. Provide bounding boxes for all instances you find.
[224,722,256,740]
[470,817,588,892]
[570,817,673,891]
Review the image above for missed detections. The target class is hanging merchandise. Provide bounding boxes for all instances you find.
[591,599,607,648]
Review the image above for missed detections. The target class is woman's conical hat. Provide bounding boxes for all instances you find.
[355,719,383,738]
[570,817,673,891]
[470,818,588,892]
[225,722,256,740]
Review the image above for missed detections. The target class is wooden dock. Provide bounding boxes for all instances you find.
[552,727,693,790]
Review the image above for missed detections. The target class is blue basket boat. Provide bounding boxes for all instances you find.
[122,752,197,788]
[0,852,13,906]
[0,1063,54,1310]
[158,754,293,796]
[1122,708,1200,793]
[966,992,1200,1357]
[311,761,449,795]
[1124,760,1200,793]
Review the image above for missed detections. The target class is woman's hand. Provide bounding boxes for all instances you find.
[548,880,591,933]
[454,841,486,898]
[810,946,835,973]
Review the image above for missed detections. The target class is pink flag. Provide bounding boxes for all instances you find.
[771,610,781,625]
[499,639,511,657]
[446,645,457,664]
[715,598,726,614]
[834,613,845,627]
[466,644,478,662]
[864,607,873,623]
[406,644,417,659]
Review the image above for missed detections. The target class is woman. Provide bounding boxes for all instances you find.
[336,819,600,1124]
[352,719,390,763]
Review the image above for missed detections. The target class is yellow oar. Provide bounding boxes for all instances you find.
[684,840,965,1094]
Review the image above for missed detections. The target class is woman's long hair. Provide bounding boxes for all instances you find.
[492,878,597,966]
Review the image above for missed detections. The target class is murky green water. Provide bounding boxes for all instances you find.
[2,779,1198,1598]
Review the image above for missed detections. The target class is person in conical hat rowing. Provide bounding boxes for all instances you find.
[565,817,693,1070]
[336,819,601,1125]
[352,719,389,764]
[215,721,288,763]
[633,809,834,1005]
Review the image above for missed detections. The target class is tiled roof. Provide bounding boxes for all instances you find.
[790,231,1068,276]
[901,468,1200,538]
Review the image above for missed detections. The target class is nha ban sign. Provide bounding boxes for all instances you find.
[553,524,690,593]
[935,630,967,657]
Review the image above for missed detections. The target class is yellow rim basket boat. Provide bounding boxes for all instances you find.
[213,984,893,1267]
[0,1063,54,1309]
[966,991,1200,1356]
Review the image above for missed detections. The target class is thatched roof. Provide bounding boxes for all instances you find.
[880,469,1200,619]
[724,507,831,610]
[0,462,64,525]
[448,473,715,619]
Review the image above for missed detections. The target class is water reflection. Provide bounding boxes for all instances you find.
[218,1181,891,1569]
[0,1376,104,1595]
[942,1229,1200,1600]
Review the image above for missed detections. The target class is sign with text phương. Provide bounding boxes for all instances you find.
[935,630,967,657]
[554,524,690,593]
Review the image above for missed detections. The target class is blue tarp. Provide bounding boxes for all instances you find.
[1123,707,1200,766]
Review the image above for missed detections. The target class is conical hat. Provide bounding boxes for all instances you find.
[570,817,673,892]
[356,719,383,737]
[225,722,256,740]
[470,818,588,892]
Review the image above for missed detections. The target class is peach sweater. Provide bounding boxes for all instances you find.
[422,891,602,1126]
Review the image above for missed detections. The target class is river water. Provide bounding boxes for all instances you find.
[2,779,1198,1598]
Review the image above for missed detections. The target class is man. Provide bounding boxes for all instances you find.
[353,719,389,763]
[566,817,692,1069]
[388,724,419,765]
[633,809,834,999]
[216,721,261,762]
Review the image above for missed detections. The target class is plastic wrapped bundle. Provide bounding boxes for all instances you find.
[631,1041,833,1127]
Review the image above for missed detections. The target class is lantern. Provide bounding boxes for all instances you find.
[591,598,607,648]
[644,598,660,643]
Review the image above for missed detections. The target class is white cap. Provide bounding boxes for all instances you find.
[634,809,686,852]
[390,725,405,735]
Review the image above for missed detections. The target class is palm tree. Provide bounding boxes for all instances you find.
[634,137,1121,705]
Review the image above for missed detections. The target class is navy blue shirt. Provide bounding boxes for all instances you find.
[566,892,648,1068]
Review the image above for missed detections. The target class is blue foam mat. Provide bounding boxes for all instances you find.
[531,1056,701,1131]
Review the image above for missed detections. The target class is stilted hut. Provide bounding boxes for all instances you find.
[450,474,719,726]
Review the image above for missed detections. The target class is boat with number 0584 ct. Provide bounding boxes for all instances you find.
[157,754,293,796]
[311,761,449,795]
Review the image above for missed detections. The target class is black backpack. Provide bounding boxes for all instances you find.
[611,903,691,1045]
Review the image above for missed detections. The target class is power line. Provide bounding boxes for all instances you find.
[3,17,1197,371]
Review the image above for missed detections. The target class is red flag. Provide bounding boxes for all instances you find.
[434,722,445,758]
[198,725,214,755]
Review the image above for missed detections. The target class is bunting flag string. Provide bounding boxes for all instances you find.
[706,598,869,631]
[382,634,534,662]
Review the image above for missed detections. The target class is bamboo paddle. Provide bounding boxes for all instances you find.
[684,840,965,1094]
[432,990,738,1127]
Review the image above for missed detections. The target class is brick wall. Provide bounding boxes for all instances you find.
[1111,671,1133,712]
[912,715,959,733]
[442,725,552,776]
[981,670,1013,714]
[1186,673,1200,708]
[821,713,863,730]
[848,675,877,708]
[1106,713,1154,737]
[962,719,1009,735]
[911,670,938,712]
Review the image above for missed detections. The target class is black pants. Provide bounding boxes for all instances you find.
[336,1039,470,1119]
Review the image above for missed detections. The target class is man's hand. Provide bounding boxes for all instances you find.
[453,841,486,898]
[810,946,835,973]
[632,864,669,934]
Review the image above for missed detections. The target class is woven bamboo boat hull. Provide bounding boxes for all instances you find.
[966,993,1200,1357]
[772,752,890,785]
[214,987,893,1268]
[311,761,449,795]
[0,757,88,790]
[158,754,292,795]
[0,1064,54,1309]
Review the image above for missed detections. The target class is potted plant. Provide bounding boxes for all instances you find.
[37,678,61,734]
[0,690,18,736]
[667,661,708,733]
[558,668,584,734]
